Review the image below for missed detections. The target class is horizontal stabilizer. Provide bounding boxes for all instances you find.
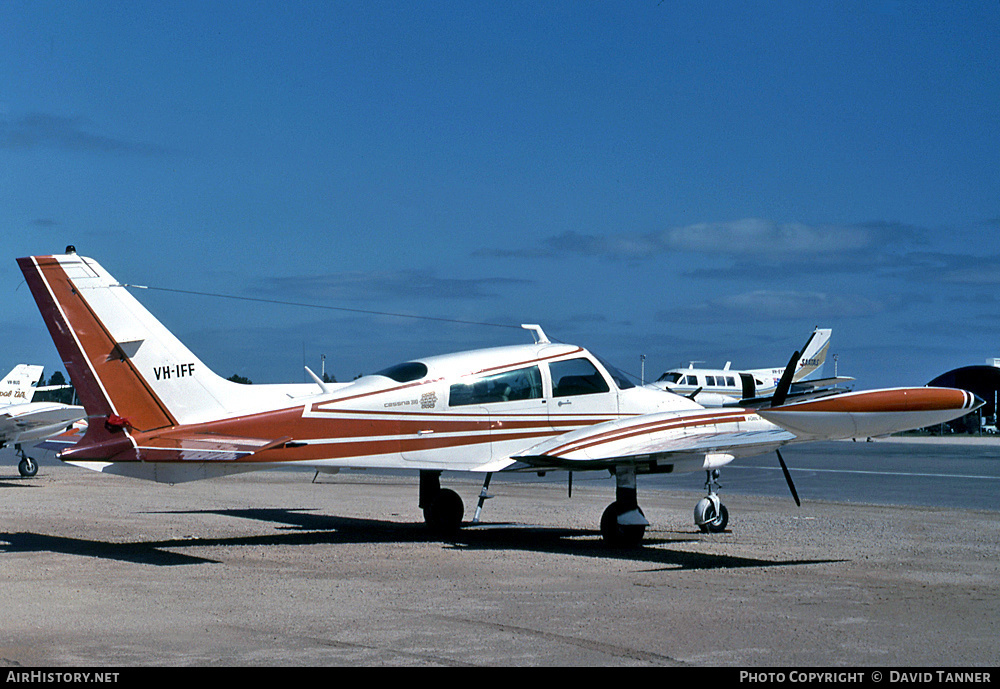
[62,429,292,463]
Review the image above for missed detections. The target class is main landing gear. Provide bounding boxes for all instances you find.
[15,444,38,478]
[601,465,649,547]
[420,470,465,535]
[417,467,731,546]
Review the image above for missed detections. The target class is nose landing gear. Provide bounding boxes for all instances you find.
[694,469,728,533]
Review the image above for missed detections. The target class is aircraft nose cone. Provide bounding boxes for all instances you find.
[972,393,986,410]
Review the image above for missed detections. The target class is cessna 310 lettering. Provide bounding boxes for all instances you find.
[17,249,983,545]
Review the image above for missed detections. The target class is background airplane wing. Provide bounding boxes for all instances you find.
[737,376,856,408]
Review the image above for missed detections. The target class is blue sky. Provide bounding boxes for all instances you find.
[2,1,998,390]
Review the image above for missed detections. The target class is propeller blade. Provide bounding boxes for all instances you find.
[776,448,801,507]
[771,350,801,407]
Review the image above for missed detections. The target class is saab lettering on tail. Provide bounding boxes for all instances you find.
[153,363,196,381]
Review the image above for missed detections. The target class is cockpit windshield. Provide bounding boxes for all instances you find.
[657,372,683,384]
[373,361,428,383]
[593,354,636,390]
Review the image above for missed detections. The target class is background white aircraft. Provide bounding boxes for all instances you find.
[647,327,855,407]
[0,364,86,477]
[16,251,980,545]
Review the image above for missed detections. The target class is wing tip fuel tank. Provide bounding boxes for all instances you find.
[759,387,982,439]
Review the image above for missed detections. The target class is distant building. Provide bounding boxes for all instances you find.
[926,364,1000,433]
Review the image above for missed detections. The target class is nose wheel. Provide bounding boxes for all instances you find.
[694,470,728,533]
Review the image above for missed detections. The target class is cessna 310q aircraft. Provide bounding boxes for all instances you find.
[17,250,982,545]
[0,364,86,476]
[647,327,855,407]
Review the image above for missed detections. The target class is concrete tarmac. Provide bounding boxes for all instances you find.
[1,451,997,667]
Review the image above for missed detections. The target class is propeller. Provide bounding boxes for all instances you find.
[771,349,801,407]
[771,349,803,506]
[775,448,801,507]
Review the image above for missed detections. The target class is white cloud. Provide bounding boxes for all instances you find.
[661,289,887,322]
[480,218,923,263]
[660,219,874,256]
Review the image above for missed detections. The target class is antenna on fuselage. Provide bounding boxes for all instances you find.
[521,324,550,344]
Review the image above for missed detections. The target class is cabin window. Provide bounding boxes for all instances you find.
[550,358,611,397]
[725,376,735,387]
[684,375,698,386]
[449,366,543,407]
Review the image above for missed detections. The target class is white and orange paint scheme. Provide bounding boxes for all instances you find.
[17,250,981,545]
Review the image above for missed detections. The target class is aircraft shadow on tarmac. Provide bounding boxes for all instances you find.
[0,507,844,570]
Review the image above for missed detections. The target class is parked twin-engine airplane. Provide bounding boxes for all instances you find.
[0,363,86,477]
[16,250,982,545]
[647,327,855,407]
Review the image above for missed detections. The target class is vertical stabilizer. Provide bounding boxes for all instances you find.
[0,364,45,405]
[792,328,831,382]
[17,253,247,430]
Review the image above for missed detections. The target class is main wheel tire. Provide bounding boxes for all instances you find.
[423,488,464,534]
[600,502,646,547]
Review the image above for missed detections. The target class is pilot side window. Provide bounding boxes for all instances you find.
[550,358,611,397]
[449,366,543,407]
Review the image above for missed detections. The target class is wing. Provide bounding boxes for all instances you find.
[513,387,981,472]
[0,402,87,445]
[513,408,794,473]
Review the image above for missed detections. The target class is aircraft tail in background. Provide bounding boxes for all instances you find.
[0,364,45,405]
